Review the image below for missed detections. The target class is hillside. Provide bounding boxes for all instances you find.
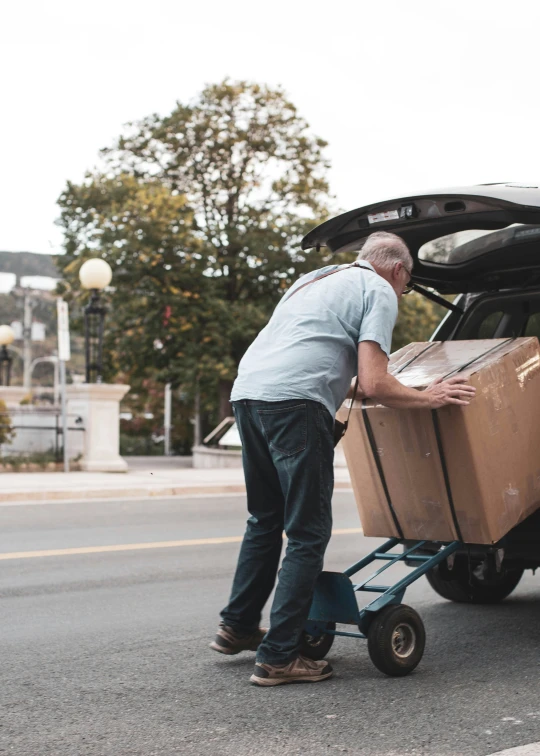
[0,251,60,283]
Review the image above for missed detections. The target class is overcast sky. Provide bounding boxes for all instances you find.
[3,0,539,256]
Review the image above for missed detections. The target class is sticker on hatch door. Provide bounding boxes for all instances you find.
[368,210,399,224]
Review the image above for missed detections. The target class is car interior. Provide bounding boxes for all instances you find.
[433,289,540,342]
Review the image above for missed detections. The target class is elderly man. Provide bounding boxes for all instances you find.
[210,231,475,686]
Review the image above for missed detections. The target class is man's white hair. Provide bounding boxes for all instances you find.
[356,231,413,272]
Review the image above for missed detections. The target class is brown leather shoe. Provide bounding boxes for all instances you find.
[250,655,333,686]
[210,622,267,655]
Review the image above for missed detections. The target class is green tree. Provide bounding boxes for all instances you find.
[57,173,201,379]
[57,80,333,422]
[392,291,448,351]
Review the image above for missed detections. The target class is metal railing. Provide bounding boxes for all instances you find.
[0,409,85,462]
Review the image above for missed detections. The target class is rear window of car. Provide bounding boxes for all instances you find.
[418,224,540,265]
[418,230,496,263]
[476,311,504,339]
[525,312,540,339]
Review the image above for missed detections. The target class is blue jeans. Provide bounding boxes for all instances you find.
[221,398,334,665]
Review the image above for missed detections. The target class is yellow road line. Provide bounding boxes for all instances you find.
[0,528,364,561]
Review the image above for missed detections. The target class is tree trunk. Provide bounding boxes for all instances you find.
[218,379,233,421]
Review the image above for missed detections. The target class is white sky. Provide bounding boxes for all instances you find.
[2,0,540,255]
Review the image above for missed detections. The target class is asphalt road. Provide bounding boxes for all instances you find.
[1,492,540,756]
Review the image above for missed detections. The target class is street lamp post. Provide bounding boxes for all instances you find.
[79,259,113,384]
[0,325,15,386]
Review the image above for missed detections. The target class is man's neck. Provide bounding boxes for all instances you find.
[370,264,400,298]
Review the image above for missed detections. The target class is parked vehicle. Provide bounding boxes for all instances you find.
[300,184,540,675]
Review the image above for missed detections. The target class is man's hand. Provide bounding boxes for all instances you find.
[423,375,476,408]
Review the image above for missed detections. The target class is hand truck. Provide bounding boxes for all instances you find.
[301,538,461,676]
[301,525,535,676]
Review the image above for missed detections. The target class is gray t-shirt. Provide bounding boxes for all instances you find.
[230,262,398,417]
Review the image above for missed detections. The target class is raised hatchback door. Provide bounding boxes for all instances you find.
[301,184,540,293]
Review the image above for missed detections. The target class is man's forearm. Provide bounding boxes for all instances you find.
[367,373,431,409]
[357,341,475,411]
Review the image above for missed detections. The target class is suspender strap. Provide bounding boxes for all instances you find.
[342,376,359,433]
[361,398,404,538]
[285,262,368,442]
[284,263,374,301]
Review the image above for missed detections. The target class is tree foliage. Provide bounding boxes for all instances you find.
[58,173,199,380]
[57,80,333,420]
[56,78,450,442]
[119,376,195,456]
[0,399,14,447]
[392,291,448,351]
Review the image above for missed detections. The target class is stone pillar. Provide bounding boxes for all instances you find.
[66,384,130,472]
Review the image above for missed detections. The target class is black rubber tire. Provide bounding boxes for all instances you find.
[426,560,524,604]
[300,622,336,660]
[367,604,426,677]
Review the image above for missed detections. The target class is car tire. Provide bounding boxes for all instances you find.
[426,559,523,604]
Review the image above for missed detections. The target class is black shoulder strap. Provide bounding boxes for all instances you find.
[342,376,359,431]
[284,263,373,302]
[285,262,367,433]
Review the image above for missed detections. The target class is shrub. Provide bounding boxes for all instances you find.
[0,399,13,446]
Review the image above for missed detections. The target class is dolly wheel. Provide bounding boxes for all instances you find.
[367,605,425,677]
[300,622,336,660]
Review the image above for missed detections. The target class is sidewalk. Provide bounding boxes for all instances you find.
[0,458,352,504]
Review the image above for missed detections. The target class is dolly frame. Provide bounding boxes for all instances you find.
[305,538,460,640]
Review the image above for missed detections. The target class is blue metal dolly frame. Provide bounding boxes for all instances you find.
[302,538,460,677]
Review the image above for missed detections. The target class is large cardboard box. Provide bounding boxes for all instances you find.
[340,338,540,544]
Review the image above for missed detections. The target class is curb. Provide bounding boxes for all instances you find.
[486,745,540,756]
[0,480,353,504]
